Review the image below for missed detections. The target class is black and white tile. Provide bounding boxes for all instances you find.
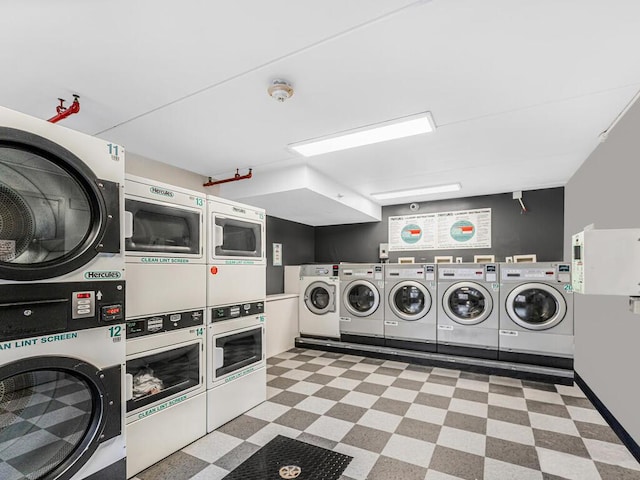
[133,348,640,480]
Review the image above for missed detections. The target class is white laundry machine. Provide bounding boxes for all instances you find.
[299,264,340,339]
[437,263,500,359]
[0,292,126,479]
[206,196,266,307]
[207,304,266,432]
[0,106,124,284]
[124,175,206,319]
[384,264,437,352]
[339,264,385,346]
[499,262,574,369]
[124,311,206,477]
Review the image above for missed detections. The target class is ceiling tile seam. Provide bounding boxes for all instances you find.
[435,82,640,131]
[94,0,431,136]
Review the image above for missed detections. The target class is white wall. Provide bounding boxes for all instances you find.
[564,96,640,444]
[126,151,218,195]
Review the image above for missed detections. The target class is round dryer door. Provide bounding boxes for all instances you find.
[443,281,493,325]
[506,282,567,330]
[0,357,121,479]
[389,281,431,321]
[0,128,119,281]
[304,281,336,315]
[343,280,380,317]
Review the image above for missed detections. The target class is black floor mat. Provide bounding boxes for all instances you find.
[223,435,352,480]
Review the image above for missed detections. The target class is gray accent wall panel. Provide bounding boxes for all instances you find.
[266,216,315,295]
[565,98,640,445]
[315,188,564,264]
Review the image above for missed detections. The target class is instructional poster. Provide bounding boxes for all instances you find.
[388,208,491,251]
[388,214,437,251]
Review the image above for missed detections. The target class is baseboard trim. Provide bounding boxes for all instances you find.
[575,372,640,464]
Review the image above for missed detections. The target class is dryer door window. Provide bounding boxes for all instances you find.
[0,128,120,281]
[443,281,493,325]
[0,358,121,480]
[344,280,380,317]
[304,281,336,315]
[506,283,567,330]
[125,199,201,255]
[389,281,431,321]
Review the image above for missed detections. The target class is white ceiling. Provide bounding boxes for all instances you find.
[2,0,640,225]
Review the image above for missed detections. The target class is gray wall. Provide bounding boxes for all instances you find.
[565,100,640,444]
[266,216,315,295]
[315,188,564,264]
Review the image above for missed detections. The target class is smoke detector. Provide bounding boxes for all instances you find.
[268,79,294,102]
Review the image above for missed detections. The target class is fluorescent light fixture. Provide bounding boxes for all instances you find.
[371,183,461,200]
[289,111,435,157]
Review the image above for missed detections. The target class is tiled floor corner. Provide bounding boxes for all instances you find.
[135,348,640,480]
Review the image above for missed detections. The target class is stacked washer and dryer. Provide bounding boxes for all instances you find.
[206,196,267,432]
[123,176,207,477]
[0,106,127,479]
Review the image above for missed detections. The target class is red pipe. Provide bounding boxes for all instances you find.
[48,95,80,123]
[203,168,253,187]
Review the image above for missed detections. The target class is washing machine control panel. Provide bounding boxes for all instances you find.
[72,291,96,319]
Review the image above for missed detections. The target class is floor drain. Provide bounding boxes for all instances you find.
[279,465,301,479]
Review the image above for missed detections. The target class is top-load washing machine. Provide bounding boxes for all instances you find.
[437,263,500,359]
[0,106,124,284]
[384,264,437,352]
[124,174,206,319]
[206,196,266,307]
[339,264,385,346]
[299,264,340,339]
[499,262,574,369]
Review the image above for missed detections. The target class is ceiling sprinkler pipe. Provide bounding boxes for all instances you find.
[203,168,253,187]
[48,95,80,123]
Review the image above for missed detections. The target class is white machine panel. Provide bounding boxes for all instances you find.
[572,227,640,295]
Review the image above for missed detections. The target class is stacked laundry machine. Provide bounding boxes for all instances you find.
[206,196,267,432]
[0,106,127,479]
[498,262,574,369]
[123,175,207,477]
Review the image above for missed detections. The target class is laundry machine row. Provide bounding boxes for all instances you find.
[333,262,574,368]
[0,106,127,479]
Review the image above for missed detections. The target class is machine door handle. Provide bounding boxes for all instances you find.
[215,347,224,369]
[214,225,224,248]
[124,211,134,239]
[125,373,133,401]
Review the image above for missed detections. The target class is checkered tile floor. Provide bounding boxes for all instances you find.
[134,348,640,480]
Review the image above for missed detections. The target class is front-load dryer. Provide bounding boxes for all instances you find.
[0,286,126,480]
[0,106,124,284]
[124,175,206,319]
[299,264,340,339]
[499,262,574,369]
[437,263,500,359]
[206,196,266,307]
[339,264,385,346]
[384,263,437,352]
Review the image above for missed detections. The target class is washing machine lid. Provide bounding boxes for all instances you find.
[0,127,120,281]
[304,281,336,315]
[0,356,121,479]
[343,280,380,317]
[443,281,493,325]
[389,280,431,321]
[506,282,567,330]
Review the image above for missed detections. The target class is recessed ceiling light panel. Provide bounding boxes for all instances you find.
[371,183,461,200]
[289,111,435,157]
